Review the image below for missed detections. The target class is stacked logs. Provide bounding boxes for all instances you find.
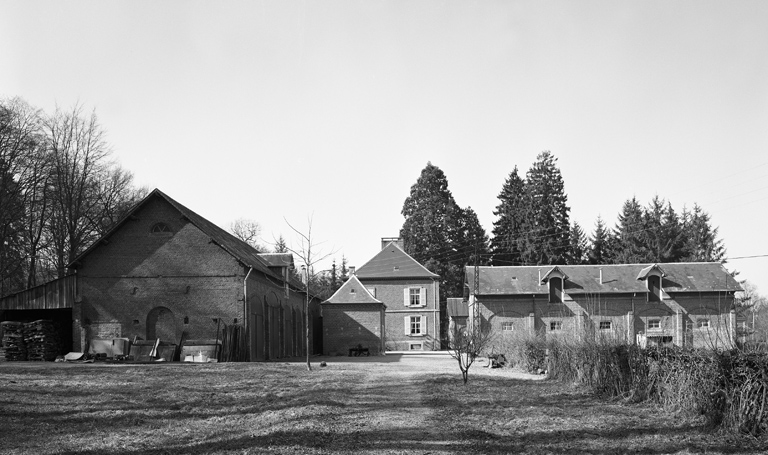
[25,320,60,361]
[1,321,27,361]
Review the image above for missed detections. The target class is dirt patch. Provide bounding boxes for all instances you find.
[0,355,763,454]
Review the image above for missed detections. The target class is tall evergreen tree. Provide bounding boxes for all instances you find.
[612,196,647,263]
[490,166,527,265]
[401,162,458,265]
[455,206,489,267]
[400,163,488,343]
[519,151,571,265]
[273,235,288,253]
[681,204,725,262]
[587,215,612,264]
[568,222,588,264]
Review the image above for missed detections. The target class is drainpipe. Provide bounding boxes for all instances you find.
[243,266,253,360]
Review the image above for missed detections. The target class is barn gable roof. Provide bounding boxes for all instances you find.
[323,275,384,305]
[68,189,276,279]
[466,263,742,295]
[355,241,438,279]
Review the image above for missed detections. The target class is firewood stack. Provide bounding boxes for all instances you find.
[25,320,60,361]
[1,321,27,361]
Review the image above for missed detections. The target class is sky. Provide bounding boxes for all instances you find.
[2,1,767,294]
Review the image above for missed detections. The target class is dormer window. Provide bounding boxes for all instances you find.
[647,275,661,301]
[541,266,568,303]
[549,277,563,303]
[149,222,172,236]
[637,264,665,302]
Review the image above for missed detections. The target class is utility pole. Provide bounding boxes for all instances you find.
[473,249,481,332]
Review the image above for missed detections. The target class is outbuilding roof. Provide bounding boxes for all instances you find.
[323,275,384,305]
[355,241,439,279]
[466,263,742,295]
[68,189,277,280]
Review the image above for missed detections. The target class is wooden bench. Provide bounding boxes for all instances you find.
[348,345,370,356]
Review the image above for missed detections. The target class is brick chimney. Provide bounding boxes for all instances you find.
[381,237,404,250]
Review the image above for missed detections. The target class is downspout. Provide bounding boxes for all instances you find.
[243,266,253,360]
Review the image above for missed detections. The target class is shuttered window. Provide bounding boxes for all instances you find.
[404,316,424,335]
[403,287,426,307]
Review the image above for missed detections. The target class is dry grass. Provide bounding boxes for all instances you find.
[0,355,764,454]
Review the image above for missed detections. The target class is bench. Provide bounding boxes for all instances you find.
[348,345,370,356]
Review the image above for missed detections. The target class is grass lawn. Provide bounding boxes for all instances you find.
[0,354,765,454]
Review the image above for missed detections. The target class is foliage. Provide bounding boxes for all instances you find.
[1,97,142,296]
[569,222,588,264]
[400,162,489,341]
[523,337,547,373]
[587,216,611,264]
[543,336,768,437]
[588,196,726,266]
[272,234,288,253]
[490,166,526,266]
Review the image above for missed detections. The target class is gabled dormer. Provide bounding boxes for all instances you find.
[540,266,569,303]
[637,264,667,301]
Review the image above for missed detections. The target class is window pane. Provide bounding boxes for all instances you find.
[409,288,420,306]
[410,316,422,334]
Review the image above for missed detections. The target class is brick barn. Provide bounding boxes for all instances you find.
[1,189,320,361]
[321,275,385,355]
[467,263,743,352]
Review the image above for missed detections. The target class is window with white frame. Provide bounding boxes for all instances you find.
[697,319,710,329]
[599,321,612,330]
[410,288,420,306]
[549,320,562,331]
[648,319,661,330]
[405,315,423,335]
[404,287,425,307]
[502,322,514,331]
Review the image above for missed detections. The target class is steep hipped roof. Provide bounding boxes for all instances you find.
[466,263,742,295]
[323,275,384,305]
[68,189,276,279]
[355,241,438,279]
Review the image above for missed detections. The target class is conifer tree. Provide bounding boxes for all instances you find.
[519,151,571,265]
[490,166,527,265]
[568,222,588,264]
[612,197,647,263]
[400,163,489,343]
[588,215,612,264]
[273,235,288,253]
[681,204,725,262]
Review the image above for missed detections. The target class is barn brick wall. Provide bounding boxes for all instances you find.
[322,303,384,356]
[75,197,246,351]
[73,195,319,360]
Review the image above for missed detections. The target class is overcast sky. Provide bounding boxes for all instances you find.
[2,1,767,293]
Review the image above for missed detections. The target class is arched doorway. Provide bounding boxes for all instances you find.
[146,306,178,342]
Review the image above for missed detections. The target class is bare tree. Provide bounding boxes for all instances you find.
[0,98,48,293]
[230,218,265,251]
[284,216,334,371]
[448,320,496,385]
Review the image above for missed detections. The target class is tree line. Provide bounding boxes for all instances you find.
[0,97,145,296]
[399,152,726,305]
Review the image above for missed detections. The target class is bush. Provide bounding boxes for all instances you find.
[543,339,768,437]
[523,338,547,373]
